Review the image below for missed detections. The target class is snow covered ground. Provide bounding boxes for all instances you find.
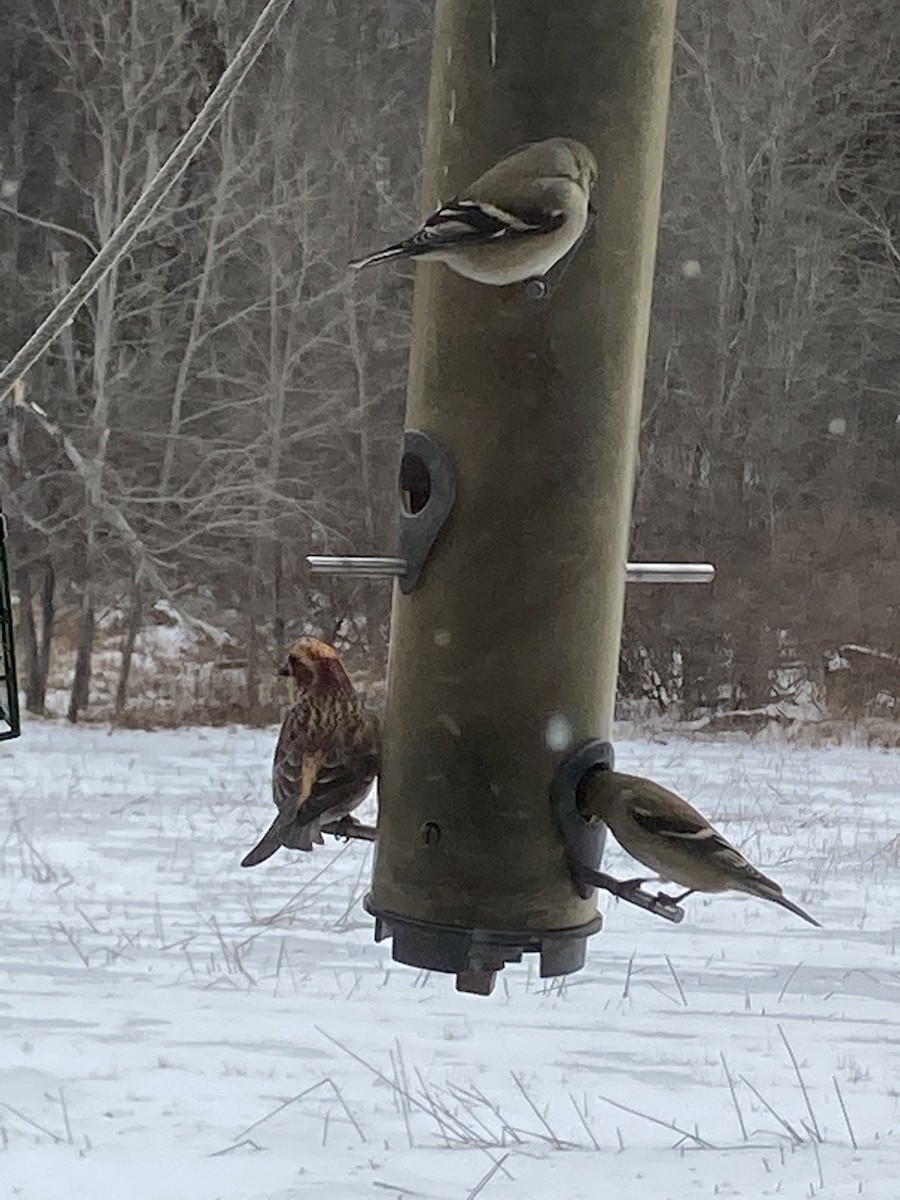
[3,721,900,1199]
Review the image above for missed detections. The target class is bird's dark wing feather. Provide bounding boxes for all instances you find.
[630,805,749,870]
[630,806,712,839]
[272,702,313,814]
[295,752,378,824]
[404,200,565,255]
[493,204,567,234]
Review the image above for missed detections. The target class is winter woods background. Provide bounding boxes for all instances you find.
[1,0,899,725]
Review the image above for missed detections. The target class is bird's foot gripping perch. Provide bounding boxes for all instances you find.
[321,815,378,843]
[524,202,597,304]
[578,868,685,924]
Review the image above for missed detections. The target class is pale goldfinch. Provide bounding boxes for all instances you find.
[580,769,821,927]
[241,638,379,867]
[349,136,597,286]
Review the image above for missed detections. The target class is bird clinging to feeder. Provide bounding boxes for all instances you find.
[241,638,380,867]
[581,769,821,927]
[349,137,597,287]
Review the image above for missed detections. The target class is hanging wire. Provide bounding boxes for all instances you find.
[0,0,297,412]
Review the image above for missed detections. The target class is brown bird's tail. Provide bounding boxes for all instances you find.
[740,868,821,928]
[279,818,323,852]
[240,817,283,868]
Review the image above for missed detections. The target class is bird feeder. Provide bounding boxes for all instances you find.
[0,495,21,741]
[319,0,690,994]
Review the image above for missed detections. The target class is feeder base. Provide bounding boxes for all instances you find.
[363,897,603,995]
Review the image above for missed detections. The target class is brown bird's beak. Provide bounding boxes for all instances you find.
[276,660,292,678]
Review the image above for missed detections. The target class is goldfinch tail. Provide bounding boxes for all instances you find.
[764,889,821,928]
[349,243,410,270]
[742,870,821,928]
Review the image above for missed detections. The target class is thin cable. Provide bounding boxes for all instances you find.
[0,0,296,410]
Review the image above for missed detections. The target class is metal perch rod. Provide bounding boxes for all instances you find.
[579,867,686,923]
[308,556,409,578]
[322,818,378,843]
[307,556,715,584]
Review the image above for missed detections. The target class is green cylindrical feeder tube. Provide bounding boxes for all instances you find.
[371,1,677,956]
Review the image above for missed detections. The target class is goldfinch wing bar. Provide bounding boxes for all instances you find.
[630,805,748,865]
[411,200,565,252]
[629,805,711,839]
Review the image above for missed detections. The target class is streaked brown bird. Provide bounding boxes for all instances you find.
[241,638,380,868]
[580,769,821,927]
